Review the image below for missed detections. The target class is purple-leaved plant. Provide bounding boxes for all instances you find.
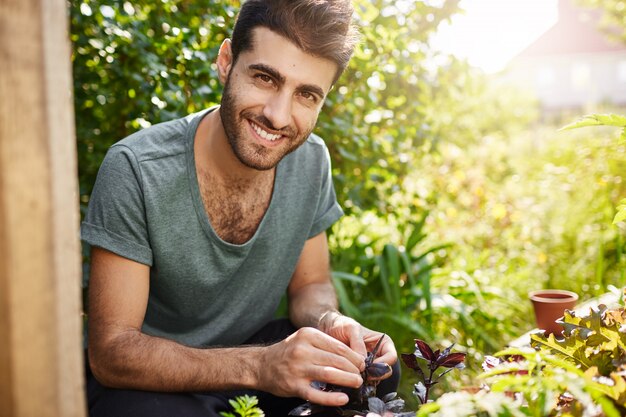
[401,339,466,405]
[289,335,395,416]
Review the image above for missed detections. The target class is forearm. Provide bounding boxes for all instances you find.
[287,279,396,365]
[288,280,339,329]
[88,329,263,392]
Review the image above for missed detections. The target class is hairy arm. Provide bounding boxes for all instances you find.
[87,247,263,391]
[88,246,363,405]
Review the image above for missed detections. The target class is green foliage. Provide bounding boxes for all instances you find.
[416,391,526,417]
[70,0,238,202]
[220,395,264,417]
[530,303,626,409]
[422,120,626,301]
[470,301,626,416]
[319,0,462,214]
[480,345,624,417]
[314,0,535,217]
[330,213,450,347]
[560,114,626,134]
[560,113,626,225]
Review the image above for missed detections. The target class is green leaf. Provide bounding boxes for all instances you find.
[383,244,402,307]
[613,199,626,224]
[382,312,433,340]
[332,276,362,319]
[375,253,393,307]
[405,215,428,252]
[331,271,367,285]
[530,331,593,369]
[559,113,626,131]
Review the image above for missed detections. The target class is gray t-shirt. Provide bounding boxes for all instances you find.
[81,109,343,347]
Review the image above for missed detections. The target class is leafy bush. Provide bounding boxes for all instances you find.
[409,116,626,348]
[331,212,450,346]
[531,303,626,412]
[477,295,626,417]
[70,0,238,203]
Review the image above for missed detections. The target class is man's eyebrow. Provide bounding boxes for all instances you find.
[249,63,326,99]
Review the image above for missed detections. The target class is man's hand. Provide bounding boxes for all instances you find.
[318,311,397,367]
[257,327,364,406]
[285,232,397,401]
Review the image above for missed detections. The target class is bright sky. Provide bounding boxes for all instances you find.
[431,0,559,73]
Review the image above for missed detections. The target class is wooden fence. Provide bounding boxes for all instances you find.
[0,0,86,415]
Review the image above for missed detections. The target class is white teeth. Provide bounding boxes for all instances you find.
[251,122,281,141]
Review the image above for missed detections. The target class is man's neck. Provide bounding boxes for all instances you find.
[195,107,275,186]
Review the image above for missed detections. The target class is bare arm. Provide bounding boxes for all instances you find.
[87,247,262,391]
[287,232,398,365]
[287,231,340,330]
[88,246,363,405]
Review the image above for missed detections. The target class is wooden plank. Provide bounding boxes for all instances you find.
[42,0,87,414]
[0,0,86,415]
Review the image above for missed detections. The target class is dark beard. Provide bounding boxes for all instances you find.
[219,80,311,171]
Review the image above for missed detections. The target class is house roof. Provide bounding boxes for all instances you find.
[515,0,626,58]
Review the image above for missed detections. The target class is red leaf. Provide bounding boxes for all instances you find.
[401,353,419,370]
[414,339,436,362]
[367,362,392,379]
[437,352,466,368]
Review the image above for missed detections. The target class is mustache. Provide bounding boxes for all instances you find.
[243,111,296,138]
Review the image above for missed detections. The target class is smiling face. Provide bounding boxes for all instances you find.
[217,27,337,171]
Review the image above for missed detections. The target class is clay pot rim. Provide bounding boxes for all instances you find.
[529,289,579,303]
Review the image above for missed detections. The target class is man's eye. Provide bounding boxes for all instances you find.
[300,91,317,102]
[255,74,273,84]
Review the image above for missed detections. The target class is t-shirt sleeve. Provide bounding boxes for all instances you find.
[307,145,344,239]
[81,144,153,265]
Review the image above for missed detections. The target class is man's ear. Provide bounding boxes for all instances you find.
[216,39,234,84]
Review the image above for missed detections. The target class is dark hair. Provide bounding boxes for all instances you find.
[231,0,359,84]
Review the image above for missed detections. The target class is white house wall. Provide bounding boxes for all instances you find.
[504,51,626,110]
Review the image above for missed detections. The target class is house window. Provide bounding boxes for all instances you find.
[618,60,626,84]
[537,66,555,87]
[571,62,590,90]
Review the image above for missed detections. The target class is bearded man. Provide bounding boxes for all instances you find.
[82,1,398,415]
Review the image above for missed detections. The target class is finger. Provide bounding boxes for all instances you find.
[309,331,365,370]
[372,337,397,365]
[312,349,362,375]
[312,364,363,389]
[347,326,367,359]
[303,385,350,407]
[374,348,397,366]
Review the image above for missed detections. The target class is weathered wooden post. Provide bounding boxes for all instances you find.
[0,0,86,415]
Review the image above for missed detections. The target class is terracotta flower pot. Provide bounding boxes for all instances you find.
[529,289,579,336]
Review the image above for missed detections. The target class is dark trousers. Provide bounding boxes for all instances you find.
[86,319,400,417]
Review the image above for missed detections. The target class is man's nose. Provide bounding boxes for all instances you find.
[262,91,292,131]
